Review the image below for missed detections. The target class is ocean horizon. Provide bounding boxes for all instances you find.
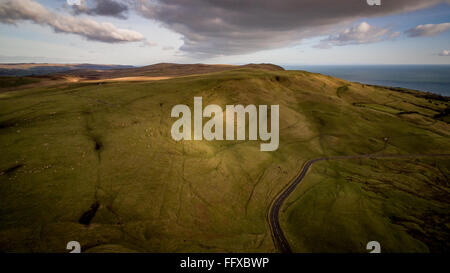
[284,65,450,96]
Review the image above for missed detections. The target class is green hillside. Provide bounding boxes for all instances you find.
[0,68,448,252]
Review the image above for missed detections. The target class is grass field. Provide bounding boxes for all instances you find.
[282,158,450,253]
[0,77,42,89]
[0,67,448,252]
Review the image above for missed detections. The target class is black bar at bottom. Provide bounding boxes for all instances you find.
[0,253,445,272]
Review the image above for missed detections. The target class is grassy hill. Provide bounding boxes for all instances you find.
[0,66,448,252]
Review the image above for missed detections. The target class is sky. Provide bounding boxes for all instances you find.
[0,0,449,66]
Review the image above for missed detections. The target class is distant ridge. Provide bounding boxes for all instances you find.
[0,62,284,78]
[0,63,134,77]
[53,63,285,80]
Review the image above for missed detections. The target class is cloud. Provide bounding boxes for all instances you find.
[71,0,129,19]
[439,50,450,56]
[141,41,157,47]
[0,54,70,63]
[0,0,145,43]
[133,0,446,56]
[406,22,450,37]
[388,31,401,39]
[316,22,399,48]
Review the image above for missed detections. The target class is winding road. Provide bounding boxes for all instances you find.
[267,153,450,253]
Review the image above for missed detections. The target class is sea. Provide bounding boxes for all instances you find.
[284,65,450,96]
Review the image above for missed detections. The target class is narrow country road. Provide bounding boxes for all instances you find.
[268,153,450,253]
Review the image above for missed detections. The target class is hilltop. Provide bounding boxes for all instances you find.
[54,63,283,80]
[0,62,283,78]
[0,63,284,90]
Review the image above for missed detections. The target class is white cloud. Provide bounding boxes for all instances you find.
[316,22,398,49]
[439,50,450,56]
[388,32,401,39]
[0,0,145,43]
[141,41,157,47]
[406,22,450,37]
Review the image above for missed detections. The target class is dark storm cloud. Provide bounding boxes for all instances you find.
[134,0,448,56]
[72,0,129,19]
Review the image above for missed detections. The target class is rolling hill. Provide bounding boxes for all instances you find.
[0,65,448,253]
